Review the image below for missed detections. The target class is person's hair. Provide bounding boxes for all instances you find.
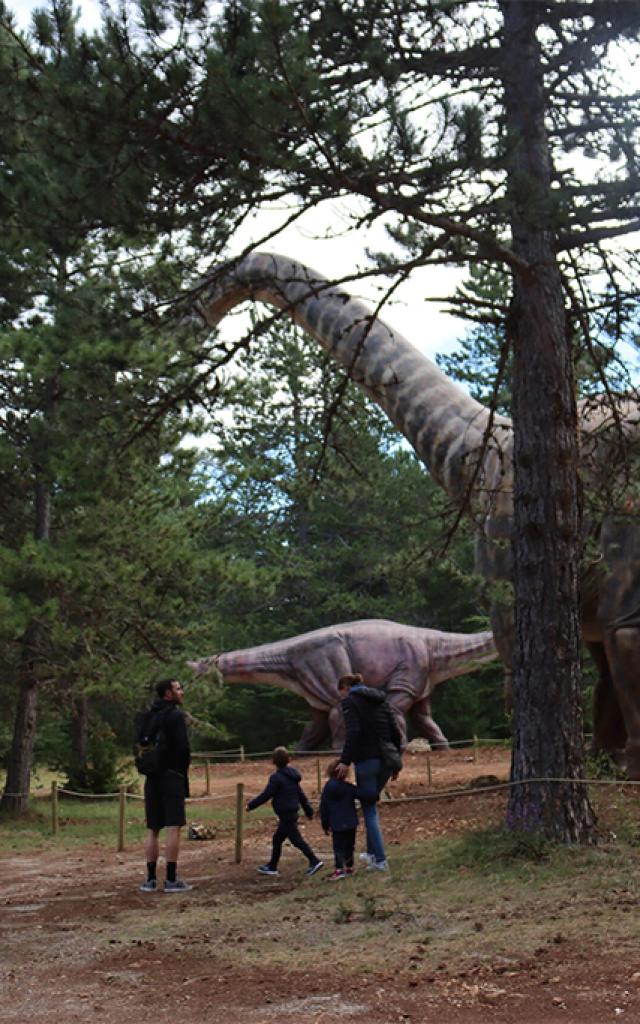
[338,673,363,690]
[155,678,178,699]
[272,746,291,768]
[326,758,342,778]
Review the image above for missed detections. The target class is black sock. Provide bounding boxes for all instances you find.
[147,862,157,882]
[167,861,177,883]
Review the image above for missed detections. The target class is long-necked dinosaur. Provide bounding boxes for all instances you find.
[191,253,640,775]
[188,619,497,751]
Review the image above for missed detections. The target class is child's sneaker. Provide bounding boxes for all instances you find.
[328,868,346,881]
[139,878,157,892]
[306,859,324,876]
[257,864,279,876]
[345,867,354,875]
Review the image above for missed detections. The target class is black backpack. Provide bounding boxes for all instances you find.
[133,706,172,776]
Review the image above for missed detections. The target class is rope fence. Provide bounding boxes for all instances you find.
[6,738,636,859]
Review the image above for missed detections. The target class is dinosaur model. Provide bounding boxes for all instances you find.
[188,619,497,751]
[189,252,640,775]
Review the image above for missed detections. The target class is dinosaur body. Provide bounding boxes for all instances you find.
[193,252,640,775]
[188,619,497,751]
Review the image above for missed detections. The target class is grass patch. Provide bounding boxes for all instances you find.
[159,794,640,977]
[0,791,265,853]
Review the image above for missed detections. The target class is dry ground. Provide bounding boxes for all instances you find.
[3,747,640,1024]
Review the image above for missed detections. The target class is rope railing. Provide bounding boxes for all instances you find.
[385,775,640,805]
[40,768,640,863]
[58,788,124,799]
[8,739,633,859]
[189,738,512,760]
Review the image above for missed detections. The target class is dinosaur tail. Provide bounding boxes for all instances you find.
[430,630,499,686]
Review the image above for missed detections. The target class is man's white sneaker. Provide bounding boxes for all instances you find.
[359,852,375,865]
[163,878,193,892]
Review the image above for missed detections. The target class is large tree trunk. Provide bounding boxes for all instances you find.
[69,694,90,791]
[1,644,39,814]
[501,1,595,841]
[1,475,50,815]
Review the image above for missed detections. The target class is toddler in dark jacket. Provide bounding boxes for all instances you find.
[247,746,323,878]
[320,759,361,880]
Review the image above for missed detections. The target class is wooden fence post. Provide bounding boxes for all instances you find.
[51,780,59,836]
[316,757,322,795]
[240,745,245,763]
[117,785,126,852]
[426,750,432,787]
[235,783,244,864]
[205,759,211,796]
[473,735,479,764]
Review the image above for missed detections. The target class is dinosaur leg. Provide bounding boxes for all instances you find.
[382,657,449,750]
[408,696,450,750]
[594,520,640,778]
[384,692,409,748]
[294,709,331,752]
[328,704,346,752]
[603,628,640,778]
[587,641,626,761]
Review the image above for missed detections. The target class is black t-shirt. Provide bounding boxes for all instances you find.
[147,699,191,776]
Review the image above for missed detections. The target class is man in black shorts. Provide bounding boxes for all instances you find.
[140,678,192,893]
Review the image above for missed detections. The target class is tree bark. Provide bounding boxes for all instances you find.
[500,1,595,841]
[1,625,42,814]
[1,461,51,814]
[70,694,90,791]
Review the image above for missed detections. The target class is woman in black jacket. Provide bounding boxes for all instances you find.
[335,674,402,871]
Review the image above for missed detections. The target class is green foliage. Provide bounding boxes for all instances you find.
[584,750,626,782]
[0,6,234,803]
[210,686,313,753]
[436,264,512,416]
[439,824,555,870]
[61,721,122,795]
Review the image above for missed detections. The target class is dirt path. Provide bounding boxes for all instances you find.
[2,749,638,1024]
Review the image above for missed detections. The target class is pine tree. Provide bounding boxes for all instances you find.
[0,5,220,810]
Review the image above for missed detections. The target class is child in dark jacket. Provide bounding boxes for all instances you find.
[320,759,360,881]
[246,746,324,878]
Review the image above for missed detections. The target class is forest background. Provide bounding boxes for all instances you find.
[1,0,639,819]
[0,0,512,798]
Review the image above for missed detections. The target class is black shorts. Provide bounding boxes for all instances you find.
[144,770,187,831]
